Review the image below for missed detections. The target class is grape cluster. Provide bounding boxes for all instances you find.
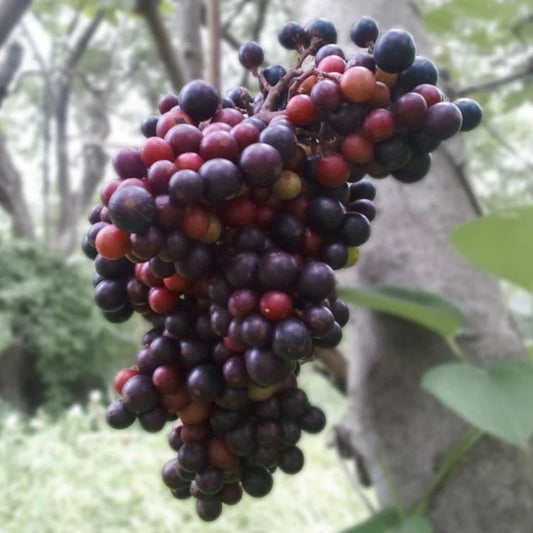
[82,15,481,522]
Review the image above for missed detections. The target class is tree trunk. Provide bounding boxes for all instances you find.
[295,1,533,531]
[177,0,203,81]
[0,0,32,49]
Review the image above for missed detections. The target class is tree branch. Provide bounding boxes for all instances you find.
[456,57,533,97]
[0,41,23,107]
[0,0,32,49]
[135,0,185,91]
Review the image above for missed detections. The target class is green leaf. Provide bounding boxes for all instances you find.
[422,359,533,448]
[339,509,399,533]
[339,286,464,340]
[451,206,533,293]
[396,515,433,533]
[340,510,433,533]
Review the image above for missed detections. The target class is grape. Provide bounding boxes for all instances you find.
[373,29,416,73]
[278,21,308,50]
[84,13,482,521]
[350,16,379,47]
[239,41,264,70]
[178,80,220,122]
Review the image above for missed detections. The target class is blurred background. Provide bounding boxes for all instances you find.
[0,1,531,532]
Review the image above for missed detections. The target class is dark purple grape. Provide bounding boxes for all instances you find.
[211,307,232,337]
[298,406,327,434]
[215,385,249,410]
[313,321,342,348]
[234,225,266,253]
[261,65,287,87]
[210,406,244,433]
[310,79,342,113]
[258,250,298,290]
[241,314,272,348]
[392,153,432,183]
[305,18,337,46]
[141,115,158,138]
[423,102,463,140]
[271,214,304,252]
[245,348,294,387]
[302,306,335,338]
[180,339,209,368]
[238,41,264,70]
[169,169,204,206]
[186,364,222,402]
[81,236,97,259]
[408,129,441,155]
[346,52,376,73]
[88,204,103,224]
[226,86,253,108]
[349,179,376,201]
[225,252,260,289]
[255,420,281,446]
[280,389,310,419]
[339,212,371,247]
[178,80,220,122]
[225,421,255,456]
[220,483,243,505]
[148,256,175,278]
[195,498,222,522]
[168,424,184,451]
[222,97,235,108]
[121,375,159,414]
[195,467,224,495]
[280,419,302,446]
[455,98,483,132]
[142,327,162,346]
[259,125,297,162]
[165,309,193,338]
[239,143,283,188]
[178,442,209,473]
[223,356,249,388]
[308,197,344,234]
[102,304,134,323]
[106,400,136,429]
[94,255,133,279]
[272,318,313,361]
[278,21,308,50]
[321,242,348,270]
[374,136,413,171]
[396,56,439,92]
[149,335,181,366]
[330,299,349,327]
[279,446,304,474]
[315,43,345,64]
[209,277,232,306]
[249,446,279,469]
[199,159,242,203]
[108,186,156,234]
[112,148,146,179]
[131,226,165,260]
[327,102,366,135]
[241,467,273,498]
[297,261,335,302]
[138,405,168,432]
[195,313,219,342]
[175,243,214,280]
[94,279,128,312]
[347,199,376,221]
[373,29,416,73]
[158,93,179,113]
[162,458,190,489]
[350,16,379,47]
[159,230,191,262]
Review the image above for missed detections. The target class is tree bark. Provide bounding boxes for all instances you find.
[295,1,533,531]
[135,0,185,91]
[177,0,204,81]
[0,0,32,49]
[0,130,35,239]
[0,40,23,107]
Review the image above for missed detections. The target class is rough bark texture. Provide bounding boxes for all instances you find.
[296,1,533,531]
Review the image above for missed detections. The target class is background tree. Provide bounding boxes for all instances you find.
[296,0,533,531]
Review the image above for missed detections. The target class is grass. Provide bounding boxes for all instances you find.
[0,366,370,533]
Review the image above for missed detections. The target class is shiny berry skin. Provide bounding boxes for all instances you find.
[148,287,179,314]
[316,153,350,187]
[286,95,317,126]
[259,291,293,321]
[95,224,130,260]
